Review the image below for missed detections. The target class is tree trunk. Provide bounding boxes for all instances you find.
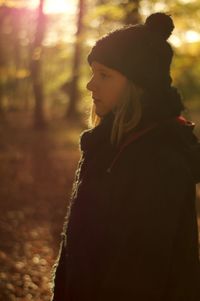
[66,0,85,120]
[30,0,46,129]
[0,6,7,117]
[123,0,141,25]
[11,9,21,110]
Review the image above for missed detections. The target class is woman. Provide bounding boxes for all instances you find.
[51,12,200,301]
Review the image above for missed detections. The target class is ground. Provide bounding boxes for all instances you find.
[0,111,199,301]
[0,111,83,301]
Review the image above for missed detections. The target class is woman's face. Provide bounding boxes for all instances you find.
[86,61,128,117]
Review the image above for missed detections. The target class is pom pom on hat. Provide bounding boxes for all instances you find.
[145,12,174,40]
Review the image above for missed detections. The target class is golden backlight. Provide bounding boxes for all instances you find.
[27,0,77,15]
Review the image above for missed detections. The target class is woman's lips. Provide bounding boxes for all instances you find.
[93,97,101,103]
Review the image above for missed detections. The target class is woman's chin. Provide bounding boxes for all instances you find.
[94,107,104,118]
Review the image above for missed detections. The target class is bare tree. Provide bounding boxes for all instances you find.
[66,0,86,120]
[0,6,7,117]
[30,0,46,129]
[123,0,141,25]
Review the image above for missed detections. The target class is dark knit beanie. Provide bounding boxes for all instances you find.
[87,12,185,121]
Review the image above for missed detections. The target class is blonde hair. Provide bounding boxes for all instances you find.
[87,80,144,148]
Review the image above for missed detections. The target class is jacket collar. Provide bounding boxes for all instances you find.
[79,110,115,155]
[79,111,200,184]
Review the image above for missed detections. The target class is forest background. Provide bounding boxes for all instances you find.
[0,0,200,300]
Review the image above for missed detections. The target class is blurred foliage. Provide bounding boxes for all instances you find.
[0,1,200,299]
[0,0,199,119]
[173,43,200,109]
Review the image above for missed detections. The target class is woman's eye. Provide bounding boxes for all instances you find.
[100,72,108,78]
[89,70,109,79]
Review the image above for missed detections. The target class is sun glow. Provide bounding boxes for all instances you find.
[44,0,77,15]
[185,30,200,43]
[28,0,77,15]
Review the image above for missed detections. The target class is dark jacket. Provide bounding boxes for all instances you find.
[51,110,200,301]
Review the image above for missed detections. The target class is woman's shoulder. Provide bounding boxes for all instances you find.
[150,117,200,184]
[153,143,192,180]
[124,119,195,180]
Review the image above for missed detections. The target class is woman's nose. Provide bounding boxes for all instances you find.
[86,76,95,91]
